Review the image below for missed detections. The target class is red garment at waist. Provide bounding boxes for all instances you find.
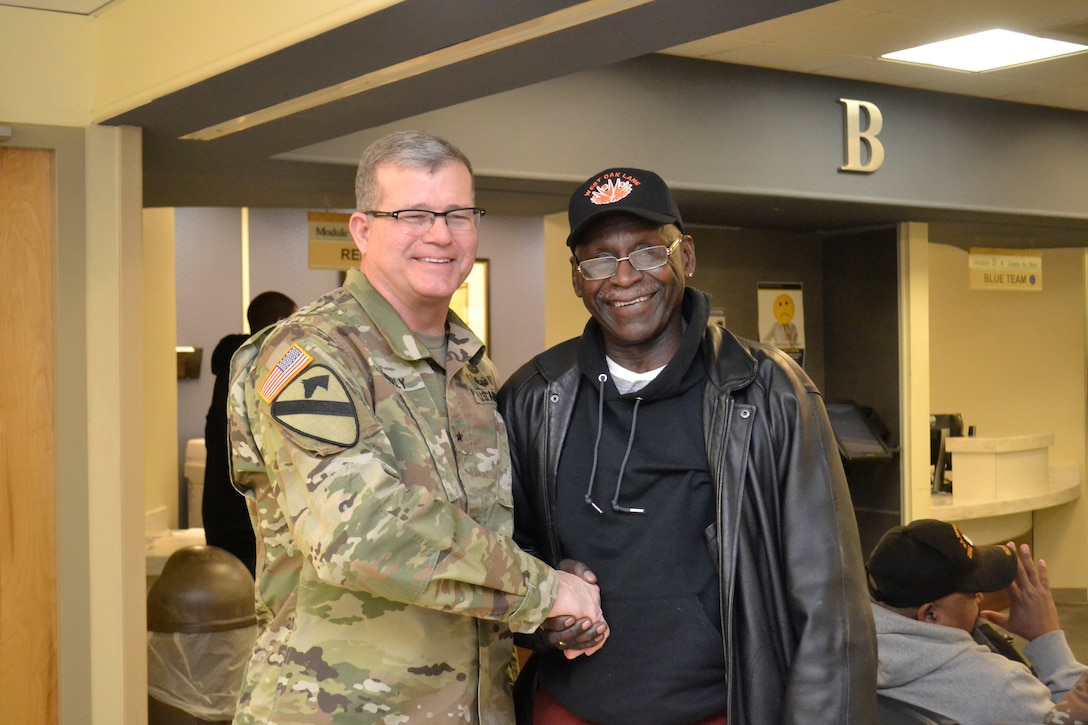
[533,683,727,725]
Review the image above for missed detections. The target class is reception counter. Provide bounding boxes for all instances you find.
[929,434,1081,542]
[931,463,1081,522]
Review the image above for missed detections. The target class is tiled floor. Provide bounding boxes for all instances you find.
[1057,603,1088,663]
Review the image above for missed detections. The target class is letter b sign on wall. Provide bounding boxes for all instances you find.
[839,98,885,173]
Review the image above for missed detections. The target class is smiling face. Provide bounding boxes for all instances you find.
[571,214,695,371]
[349,161,477,333]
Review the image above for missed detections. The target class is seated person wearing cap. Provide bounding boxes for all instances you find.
[868,519,1086,725]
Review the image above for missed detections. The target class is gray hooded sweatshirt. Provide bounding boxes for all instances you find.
[873,603,1086,724]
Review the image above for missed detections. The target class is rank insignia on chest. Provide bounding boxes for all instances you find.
[472,388,496,404]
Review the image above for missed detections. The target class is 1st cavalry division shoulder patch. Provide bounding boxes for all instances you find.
[270,364,359,447]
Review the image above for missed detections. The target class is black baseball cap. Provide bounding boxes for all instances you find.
[866,519,1018,608]
[566,167,683,248]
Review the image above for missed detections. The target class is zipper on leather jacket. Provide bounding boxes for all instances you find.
[715,395,737,712]
[543,382,563,564]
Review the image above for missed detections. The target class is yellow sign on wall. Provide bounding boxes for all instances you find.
[968,248,1042,291]
[307,212,356,270]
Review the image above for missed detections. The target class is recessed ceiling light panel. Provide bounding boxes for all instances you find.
[881,28,1088,72]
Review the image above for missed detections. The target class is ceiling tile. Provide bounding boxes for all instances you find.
[899,0,1088,30]
[3,0,114,14]
[700,43,861,74]
[664,0,1088,112]
[706,3,875,44]
[909,71,1049,100]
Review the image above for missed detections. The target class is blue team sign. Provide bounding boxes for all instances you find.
[968,248,1042,291]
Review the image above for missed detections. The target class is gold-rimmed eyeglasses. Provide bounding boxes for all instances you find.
[575,235,684,281]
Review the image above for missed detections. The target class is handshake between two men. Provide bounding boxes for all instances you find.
[546,560,610,659]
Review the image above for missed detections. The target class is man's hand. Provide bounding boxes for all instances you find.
[546,559,609,659]
[981,542,1061,642]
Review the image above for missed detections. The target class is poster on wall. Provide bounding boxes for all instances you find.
[758,282,805,367]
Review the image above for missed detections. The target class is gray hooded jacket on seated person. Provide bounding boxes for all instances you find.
[874,603,1086,725]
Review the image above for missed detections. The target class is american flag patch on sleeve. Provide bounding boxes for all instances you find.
[259,343,314,403]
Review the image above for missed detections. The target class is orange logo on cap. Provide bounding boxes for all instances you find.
[590,178,635,206]
[952,524,974,558]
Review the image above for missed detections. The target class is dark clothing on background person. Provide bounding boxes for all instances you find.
[499,288,877,725]
[203,332,255,574]
[203,291,296,576]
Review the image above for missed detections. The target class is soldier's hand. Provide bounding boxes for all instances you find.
[549,560,608,658]
[551,569,602,622]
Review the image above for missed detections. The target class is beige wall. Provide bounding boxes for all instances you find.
[929,243,1087,590]
[544,212,589,347]
[930,245,1086,460]
[84,125,148,724]
[144,209,180,520]
[0,7,91,126]
[900,224,934,523]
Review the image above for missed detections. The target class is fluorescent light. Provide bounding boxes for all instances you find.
[881,29,1088,72]
[181,0,653,141]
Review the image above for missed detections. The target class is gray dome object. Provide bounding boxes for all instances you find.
[148,545,256,633]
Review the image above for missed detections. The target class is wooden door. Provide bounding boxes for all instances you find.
[0,146,58,723]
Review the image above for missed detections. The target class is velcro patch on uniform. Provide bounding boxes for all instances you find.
[271,364,359,447]
[259,344,313,403]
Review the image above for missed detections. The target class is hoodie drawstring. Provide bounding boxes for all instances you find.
[583,374,608,514]
[611,397,643,514]
[584,373,645,515]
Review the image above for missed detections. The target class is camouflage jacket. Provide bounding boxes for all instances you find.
[228,269,559,724]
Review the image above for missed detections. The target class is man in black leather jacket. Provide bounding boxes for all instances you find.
[497,167,876,725]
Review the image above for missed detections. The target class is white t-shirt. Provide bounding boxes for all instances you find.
[606,357,665,395]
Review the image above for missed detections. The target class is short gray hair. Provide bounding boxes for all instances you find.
[354,130,474,210]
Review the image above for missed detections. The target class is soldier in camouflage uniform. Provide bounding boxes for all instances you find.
[228,131,606,724]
